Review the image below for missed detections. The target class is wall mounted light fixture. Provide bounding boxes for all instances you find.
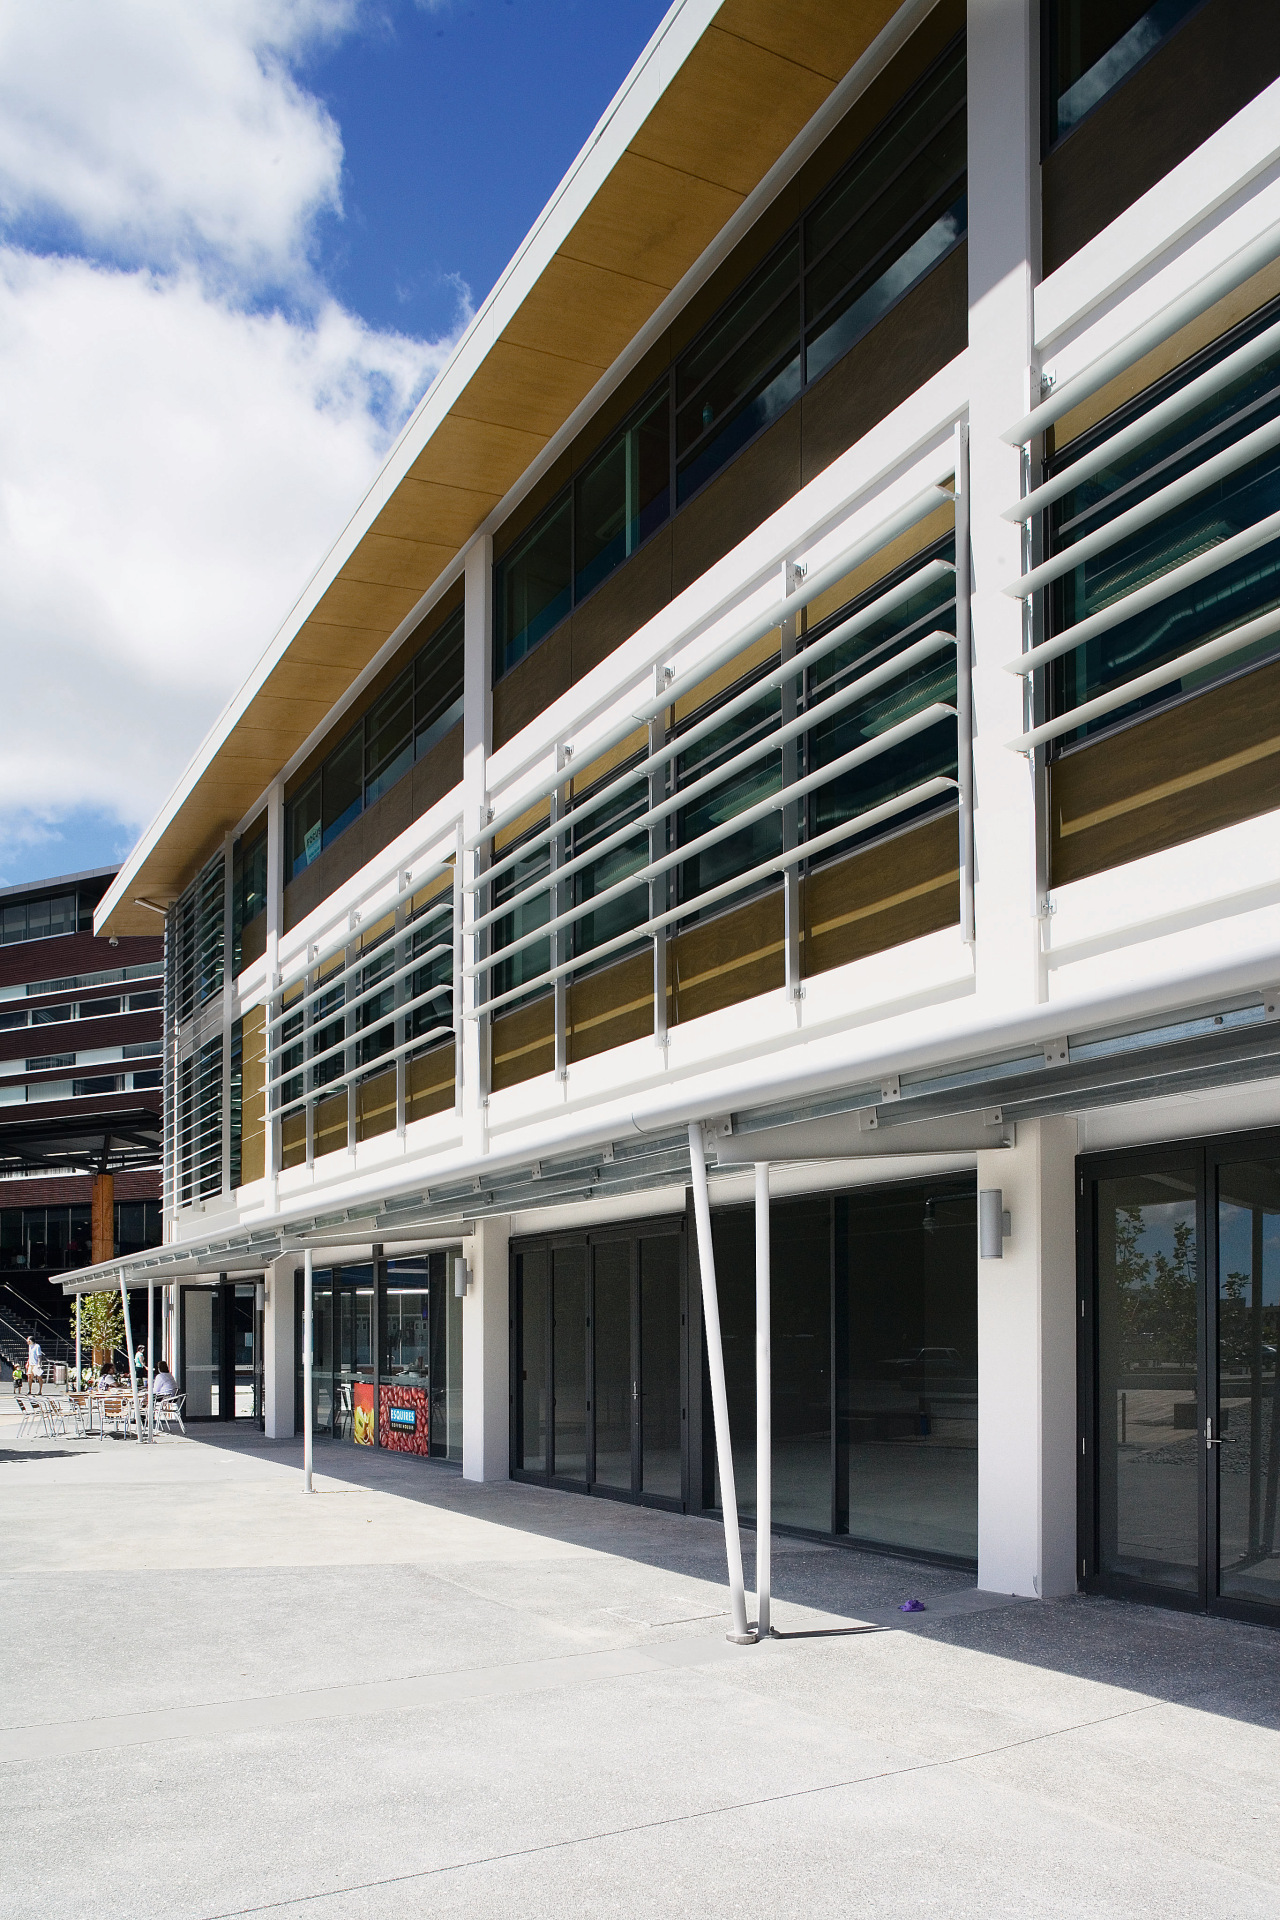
[978,1189,1012,1259]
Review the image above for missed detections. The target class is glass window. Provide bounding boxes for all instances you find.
[322,728,363,850]
[491,839,552,1010]
[1046,0,1203,146]
[807,537,958,848]
[571,772,649,966]
[804,41,966,387]
[676,238,801,506]
[414,607,465,760]
[127,990,163,1011]
[838,1181,977,1560]
[81,997,122,1018]
[364,672,414,808]
[0,894,77,945]
[0,1011,26,1030]
[30,1004,73,1025]
[1095,1165,1200,1593]
[676,685,783,909]
[575,390,671,602]
[516,1248,550,1472]
[1047,302,1280,747]
[290,773,322,877]
[232,828,267,966]
[496,493,572,679]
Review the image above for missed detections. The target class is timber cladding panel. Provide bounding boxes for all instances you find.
[672,891,785,1025]
[357,1068,397,1144]
[1042,0,1280,276]
[407,1044,455,1122]
[1049,658,1280,888]
[568,951,655,1064]
[238,1004,267,1187]
[801,812,960,977]
[491,996,555,1093]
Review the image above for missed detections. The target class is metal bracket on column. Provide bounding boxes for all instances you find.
[781,561,806,1001]
[552,744,570,1080]
[651,665,671,1048]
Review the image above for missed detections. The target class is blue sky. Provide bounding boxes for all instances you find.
[307,1,670,340]
[0,0,669,888]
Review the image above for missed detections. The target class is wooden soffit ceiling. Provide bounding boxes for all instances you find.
[103,0,902,936]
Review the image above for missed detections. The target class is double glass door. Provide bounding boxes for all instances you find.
[1085,1135,1280,1623]
[513,1230,684,1505]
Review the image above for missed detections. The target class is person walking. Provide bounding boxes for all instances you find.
[27,1337,44,1394]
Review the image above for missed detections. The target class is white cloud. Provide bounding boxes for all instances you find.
[0,0,355,285]
[0,1,468,878]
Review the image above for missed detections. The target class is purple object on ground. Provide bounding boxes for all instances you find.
[899,1598,927,1612]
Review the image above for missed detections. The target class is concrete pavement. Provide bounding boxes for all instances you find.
[1,1405,1278,1919]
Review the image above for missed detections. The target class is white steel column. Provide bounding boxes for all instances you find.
[688,1123,754,1643]
[754,1161,772,1637]
[75,1296,80,1386]
[303,1248,314,1492]
[120,1275,143,1445]
[461,535,493,1155]
[462,1214,509,1482]
[264,777,284,1200]
[967,0,1042,1004]
[977,1116,1078,1597]
[146,1283,154,1433]
[263,1256,296,1440]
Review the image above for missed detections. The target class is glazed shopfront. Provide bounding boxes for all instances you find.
[293,1249,463,1459]
[512,1174,979,1567]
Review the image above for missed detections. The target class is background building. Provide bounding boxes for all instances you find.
[0,868,162,1372]
[62,0,1280,1630]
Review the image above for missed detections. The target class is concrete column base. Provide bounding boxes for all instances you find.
[263,1257,296,1440]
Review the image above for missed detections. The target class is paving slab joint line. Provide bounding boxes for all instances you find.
[187,1697,1188,1920]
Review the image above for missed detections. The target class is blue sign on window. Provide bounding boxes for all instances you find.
[389,1405,417,1431]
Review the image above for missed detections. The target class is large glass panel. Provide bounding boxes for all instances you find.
[383,1271,431,1384]
[807,538,958,849]
[676,685,782,909]
[322,729,363,851]
[233,1284,256,1420]
[575,390,671,602]
[495,493,572,678]
[571,773,649,964]
[414,608,465,760]
[336,1266,375,1444]
[839,1182,977,1560]
[491,840,552,1008]
[593,1240,633,1491]
[804,42,966,387]
[1046,0,1202,145]
[1216,1159,1280,1611]
[517,1249,549,1472]
[364,671,414,808]
[288,772,321,877]
[553,1245,587,1481]
[676,237,801,505]
[183,1288,217,1419]
[772,1199,832,1531]
[1048,305,1280,745]
[640,1235,682,1501]
[1096,1167,1200,1593]
[313,1277,333,1436]
[707,1200,830,1529]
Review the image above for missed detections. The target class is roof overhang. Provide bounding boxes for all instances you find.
[97,0,918,937]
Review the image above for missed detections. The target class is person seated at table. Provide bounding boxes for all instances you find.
[153,1361,178,1400]
[98,1364,117,1388]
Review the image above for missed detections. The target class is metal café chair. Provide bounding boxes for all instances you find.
[154,1394,186,1436]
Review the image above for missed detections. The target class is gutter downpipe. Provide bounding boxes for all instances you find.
[303,1247,314,1495]
[688,1121,755,1644]
[120,1274,143,1446]
[755,1161,772,1639]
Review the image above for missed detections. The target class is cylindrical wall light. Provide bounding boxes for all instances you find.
[979,1189,1012,1258]
[454,1254,472,1297]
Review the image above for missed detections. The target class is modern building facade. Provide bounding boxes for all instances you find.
[65,0,1280,1628]
[0,868,162,1367]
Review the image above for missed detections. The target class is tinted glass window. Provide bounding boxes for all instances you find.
[1047,305,1280,747]
[676,238,801,505]
[1046,0,1203,145]
[575,390,670,602]
[496,493,572,678]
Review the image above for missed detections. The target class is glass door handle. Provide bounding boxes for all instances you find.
[1205,1417,1233,1447]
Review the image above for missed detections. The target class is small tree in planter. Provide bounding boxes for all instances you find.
[75,1292,125,1374]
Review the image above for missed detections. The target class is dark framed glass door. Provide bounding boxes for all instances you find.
[1082,1131,1280,1626]
[511,1225,687,1508]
